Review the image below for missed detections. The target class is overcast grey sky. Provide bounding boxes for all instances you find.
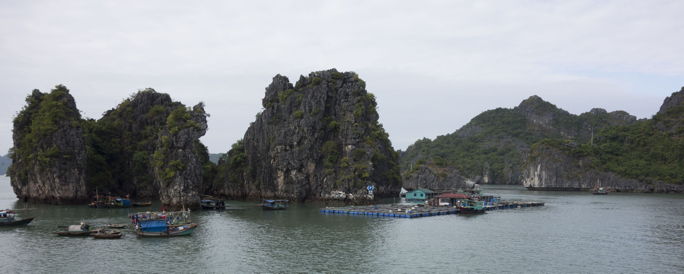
[1,0,683,154]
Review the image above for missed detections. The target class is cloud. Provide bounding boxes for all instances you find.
[0,0,682,154]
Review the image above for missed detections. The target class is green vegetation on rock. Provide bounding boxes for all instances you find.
[213,69,401,199]
[8,85,88,203]
[538,99,684,185]
[401,96,637,184]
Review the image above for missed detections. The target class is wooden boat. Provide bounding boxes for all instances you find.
[55,223,97,236]
[55,231,92,236]
[132,201,152,207]
[89,197,132,208]
[131,210,198,237]
[0,210,34,226]
[458,199,486,215]
[105,224,127,229]
[201,199,226,210]
[134,223,198,237]
[92,229,123,239]
[592,187,608,195]
[262,200,289,210]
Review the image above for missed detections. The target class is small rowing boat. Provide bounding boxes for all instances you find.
[92,229,123,239]
[262,200,289,210]
[105,224,127,229]
[132,201,152,207]
[0,210,34,226]
[54,223,97,236]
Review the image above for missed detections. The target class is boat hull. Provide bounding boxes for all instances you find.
[55,231,95,237]
[93,231,123,239]
[132,202,152,207]
[458,208,486,215]
[201,205,225,210]
[135,223,198,237]
[0,217,34,226]
[262,206,287,210]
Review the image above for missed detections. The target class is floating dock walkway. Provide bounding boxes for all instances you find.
[320,201,544,219]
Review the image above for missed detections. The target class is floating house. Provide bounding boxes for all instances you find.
[405,189,436,203]
[430,193,470,207]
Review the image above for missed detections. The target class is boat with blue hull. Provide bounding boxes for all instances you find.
[131,210,198,237]
[262,200,289,210]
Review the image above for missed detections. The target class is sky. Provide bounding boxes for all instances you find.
[1,0,683,154]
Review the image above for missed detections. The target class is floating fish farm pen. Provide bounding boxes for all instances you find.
[320,201,545,219]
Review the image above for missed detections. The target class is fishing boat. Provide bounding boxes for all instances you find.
[200,199,226,210]
[132,201,152,207]
[0,210,34,226]
[92,229,123,239]
[592,187,608,195]
[130,210,198,237]
[457,199,486,215]
[104,224,127,229]
[88,196,132,208]
[55,223,97,236]
[262,200,289,210]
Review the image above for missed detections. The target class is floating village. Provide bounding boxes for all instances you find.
[321,184,545,218]
[1,182,545,239]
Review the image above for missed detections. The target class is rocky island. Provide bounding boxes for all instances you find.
[8,86,213,207]
[8,86,89,203]
[6,79,682,204]
[212,69,402,201]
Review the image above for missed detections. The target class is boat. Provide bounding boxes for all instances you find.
[88,196,132,208]
[0,210,34,226]
[55,223,98,236]
[92,229,123,239]
[132,201,152,207]
[104,224,127,229]
[592,187,608,195]
[262,200,289,210]
[130,210,198,237]
[200,199,226,210]
[457,199,486,214]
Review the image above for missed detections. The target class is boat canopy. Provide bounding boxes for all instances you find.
[263,200,289,203]
[140,220,168,232]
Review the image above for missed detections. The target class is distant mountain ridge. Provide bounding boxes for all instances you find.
[523,87,684,192]
[400,95,637,185]
[209,153,224,164]
[0,154,10,175]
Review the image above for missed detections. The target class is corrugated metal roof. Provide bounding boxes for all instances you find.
[436,193,469,199]
[414,188,434,194]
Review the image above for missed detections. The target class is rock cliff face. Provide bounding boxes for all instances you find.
[401,95,637,185]
[8,86,88,203]
[152,104,208,208]
[658,87,684,114]
[522,87,684,192]
[87,89,211,208]
[522,144,684,192]
[401,165,467,191]
[87,90,182,197]
[214,69,401,200]
[9,86,212,207]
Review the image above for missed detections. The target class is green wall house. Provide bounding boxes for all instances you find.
[405,189,435,203]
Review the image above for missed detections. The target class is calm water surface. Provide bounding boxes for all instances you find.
[1,175,683,273]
